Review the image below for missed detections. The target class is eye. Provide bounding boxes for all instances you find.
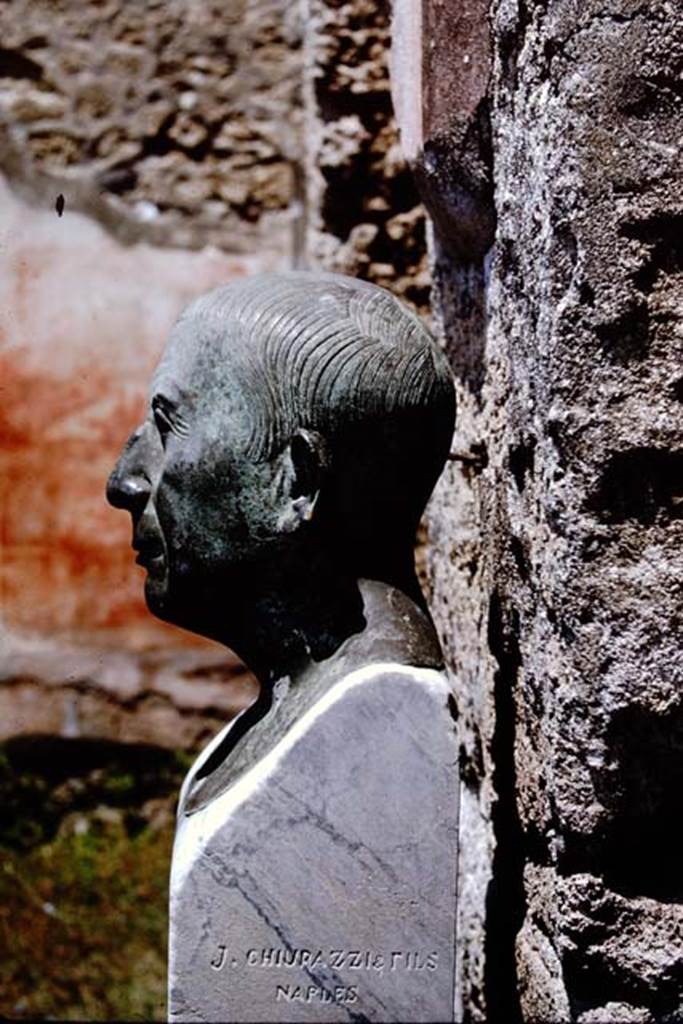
[151,395,190,445]
[152,398,173,443]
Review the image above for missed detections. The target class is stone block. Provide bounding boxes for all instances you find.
[169,664,459,1022]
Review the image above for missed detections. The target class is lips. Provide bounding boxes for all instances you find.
[133,537,165,570]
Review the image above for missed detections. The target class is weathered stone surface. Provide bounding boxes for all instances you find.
[578,1003,656,1023]
[485,3,682,1018]
[0,628,256,751]
[303,0,429,312]
[0,0,303,252]
[391,6,498,1019]
[394,0,683,1019]
[169,665,459,1023]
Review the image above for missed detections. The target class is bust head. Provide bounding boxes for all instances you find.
[107,271,454,677]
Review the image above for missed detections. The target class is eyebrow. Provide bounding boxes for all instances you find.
[151,380,195,407]
[151,392,176,411]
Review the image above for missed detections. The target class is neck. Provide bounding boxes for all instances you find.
[230,575,443,688]
[236,575,367,685]
[180,575,443,814]
[188,552,367,685]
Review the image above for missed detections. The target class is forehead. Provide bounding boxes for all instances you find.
[151,313,244,404]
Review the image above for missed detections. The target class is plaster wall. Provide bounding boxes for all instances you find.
[0,0,304,747]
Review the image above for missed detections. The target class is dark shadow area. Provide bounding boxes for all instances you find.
[595,300,650,363]
[596,703,683,903]
[588,448,683,525]
[483,590,525,1024]
[509,438,536,493]
[564,945,682,1023]
[1,735,189,849]
[0,47,44,80]
[621,212,683,295]
[194,685,271,781]
[431,255,488,400]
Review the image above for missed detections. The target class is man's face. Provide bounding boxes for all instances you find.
[106,319,286,633]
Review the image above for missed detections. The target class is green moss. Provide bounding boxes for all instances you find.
[0,811,172,1020]
[0,740,192,1020]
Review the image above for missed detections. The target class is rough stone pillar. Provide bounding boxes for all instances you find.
[393,1,682,1021]
[391,3,499,1019]
[301,0,429,312]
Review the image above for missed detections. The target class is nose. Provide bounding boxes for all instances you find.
[106,428,152,515]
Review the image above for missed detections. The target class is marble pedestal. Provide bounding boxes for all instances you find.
[169,663,459,1023]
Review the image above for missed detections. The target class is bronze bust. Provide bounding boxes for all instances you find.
[107,271,455,814]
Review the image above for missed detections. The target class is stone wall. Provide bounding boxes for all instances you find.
[394,1,682,1021]
[0,0,303,251]
[302,0,428,311]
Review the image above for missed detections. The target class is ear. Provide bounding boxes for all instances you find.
[276,429,327,532]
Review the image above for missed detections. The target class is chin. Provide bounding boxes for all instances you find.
[144,576,170,618]
[143,576,205,636]
[143,563,243,642]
